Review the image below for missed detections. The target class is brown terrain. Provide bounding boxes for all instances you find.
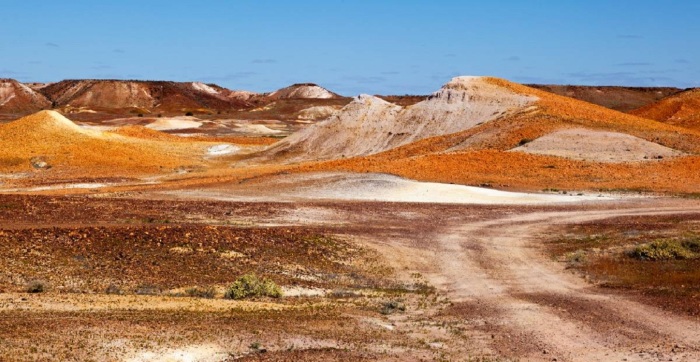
[1,75,700,361]
[528,84,683,112]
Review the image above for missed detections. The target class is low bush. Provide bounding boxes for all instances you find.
[26,280,47,293]
[224,273,282,299]
[629,238,700,261]
[185,286,216,299]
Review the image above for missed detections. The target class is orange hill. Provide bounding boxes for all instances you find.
[0,110,213,177]
[630,88,700,131]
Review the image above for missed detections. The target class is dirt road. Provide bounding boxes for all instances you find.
[274,200,700,361]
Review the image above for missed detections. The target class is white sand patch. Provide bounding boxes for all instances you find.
[171,172,610,205]
[282,286,327,297]
[3,183,110,192]
[234,124,284,135]
[207,144,239,155]
[290,173,605,204]
[191,82,219,95]
[78,124,116,131]
[511,128,685,162]
[126,344,224,362]
[146,117,203,131]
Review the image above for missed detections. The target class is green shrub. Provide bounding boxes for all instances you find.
[224,273,282,299]
[630,238,700,261]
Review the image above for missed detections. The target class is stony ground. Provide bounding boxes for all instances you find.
[2,194,700,361]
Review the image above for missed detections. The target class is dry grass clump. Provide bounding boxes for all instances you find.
[224,273,282,300]
[629,237,700,261]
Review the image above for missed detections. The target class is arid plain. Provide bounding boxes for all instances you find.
[1,76,700,361]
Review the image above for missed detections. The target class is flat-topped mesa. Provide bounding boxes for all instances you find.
[263,77,539,162]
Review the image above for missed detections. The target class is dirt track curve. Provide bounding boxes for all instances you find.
[274,200,700,361]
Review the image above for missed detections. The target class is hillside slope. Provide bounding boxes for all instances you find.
[263,76,700,164]
[38,80,251,113]
[529,84,681,112]
[0,110,214,176]
[630,88,700,131]
[0,79,51,115]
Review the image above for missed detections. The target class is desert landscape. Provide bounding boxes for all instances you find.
[0,72,699,362]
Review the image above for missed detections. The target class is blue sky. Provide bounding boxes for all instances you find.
[1,1,698,95]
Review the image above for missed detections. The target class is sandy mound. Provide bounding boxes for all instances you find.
[0,79,51,114]
[145,117,203,131]
[0,110,210,176]
[265,76,536,162]
[112,125,188,141]
[511,128,685,163]
[631,88,700,130]
[266,83,340,100]
[177,172,605,204]
[233,124,284,135]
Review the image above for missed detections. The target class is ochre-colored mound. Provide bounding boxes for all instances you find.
[630,88,700,131]
[296,150,700,193]
[0,111,210,176]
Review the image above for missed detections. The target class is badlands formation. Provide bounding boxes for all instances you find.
[3,76,700,361]
[0,76,699,193]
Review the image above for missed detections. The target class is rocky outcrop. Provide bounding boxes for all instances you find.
[0,79,52,114]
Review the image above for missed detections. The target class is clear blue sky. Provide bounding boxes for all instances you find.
[1,1,698,95]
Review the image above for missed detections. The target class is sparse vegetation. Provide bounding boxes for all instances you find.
[105,284,123,295]
[26,280,46,293]
[135,284,161,295]
[629,237,700,261]
[380,300,406,315]
[185,286,216,299]
[224,273,282,300]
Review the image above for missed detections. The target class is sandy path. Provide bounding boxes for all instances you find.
[418,206,700,361]
[269,200,700,361]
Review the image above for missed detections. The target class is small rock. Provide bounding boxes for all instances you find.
[30,156,51,170]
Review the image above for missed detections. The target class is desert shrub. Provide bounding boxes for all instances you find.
[105,284,123,295]
[135,284,161,295]
[224,273,282,300]
[380,300,406,315]
[185,286,216,299]
[564,250,587,268]
[629,238,700,261]
[26,280,47,293]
